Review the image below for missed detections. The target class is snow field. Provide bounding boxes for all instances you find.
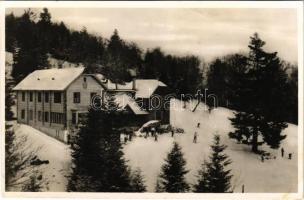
[124,99,298,192]
[12,99,297,192]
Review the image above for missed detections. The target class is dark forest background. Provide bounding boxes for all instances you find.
[5,8,298,124]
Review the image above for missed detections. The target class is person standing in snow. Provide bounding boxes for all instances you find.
[288,153,292,160]
[151,127,155,137]
[281,147,284,157]
[261,154,264,162]
[193,132,198,143]
[171,129,174,137]
[197,122,200,128]
[124,135,128,144]
[154,133,158,141]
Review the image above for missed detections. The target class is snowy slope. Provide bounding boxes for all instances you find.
[124,99,298,192]
[13,122,71,191]
[11,99,297,192]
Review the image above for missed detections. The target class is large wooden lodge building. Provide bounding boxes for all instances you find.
[13,67,170,143]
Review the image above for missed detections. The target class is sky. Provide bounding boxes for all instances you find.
[6,8,298,63]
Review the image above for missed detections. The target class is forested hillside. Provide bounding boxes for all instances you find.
[5,8,203,97]
[5,8,297,124]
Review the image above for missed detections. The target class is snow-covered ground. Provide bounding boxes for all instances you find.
[124,99,298,193]
[11,99,297,192]
[13,122,71,191]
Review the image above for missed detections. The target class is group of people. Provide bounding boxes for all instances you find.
[123,132,133,144]
[260,147,293,162]
[144,127,158,141]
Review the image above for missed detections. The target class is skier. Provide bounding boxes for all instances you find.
[151,127,155,137]
[197,122,200,128]
[171,130,174,137]
[124,135,128,144]
[154,133,158,141]
[193,132,198,143]
[288,153,292,160]
[281,147,285,157]
[261,154,264,162]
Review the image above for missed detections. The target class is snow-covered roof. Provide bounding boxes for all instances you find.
[135,79,167,98]
[13,67,85,91]
[94,74,167,98]
[95,74,134,90]
[115,93,148,115]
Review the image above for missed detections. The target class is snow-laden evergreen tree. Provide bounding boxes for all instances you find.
[157,142,189,192]
[194,135,233,193]
[68,94,134,192]
[229,33,288,153]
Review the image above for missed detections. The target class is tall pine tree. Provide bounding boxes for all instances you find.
[194,135,233,193]
[157,142,189,192]
[68,94,134,192]
[229,33,288,152]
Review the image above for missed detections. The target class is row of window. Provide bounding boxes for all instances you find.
[21,110,65,124]
[73,92,98,104]
[21,92,61,103]
[21,92,99,104]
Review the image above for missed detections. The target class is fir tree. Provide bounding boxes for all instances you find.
[229,33,288,153]
[68,94,133,192]
[194,135,233,193]
[11,9,49,83]
[130,168,147,192]
[157,142,189,192]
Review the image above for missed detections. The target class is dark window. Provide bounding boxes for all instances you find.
[72,112,76,125]
[29,92,33,102]
[38,92,42,102]
[38,111,42,121]
[22,92,25,101]
[29,110,33,120]
[45,92,49,103]
[73,92,81,103]
[44,112,49,122]
[21,110,25,119]
[54,92,61,103]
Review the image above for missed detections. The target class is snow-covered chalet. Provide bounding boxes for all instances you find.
[13,67,170,143]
